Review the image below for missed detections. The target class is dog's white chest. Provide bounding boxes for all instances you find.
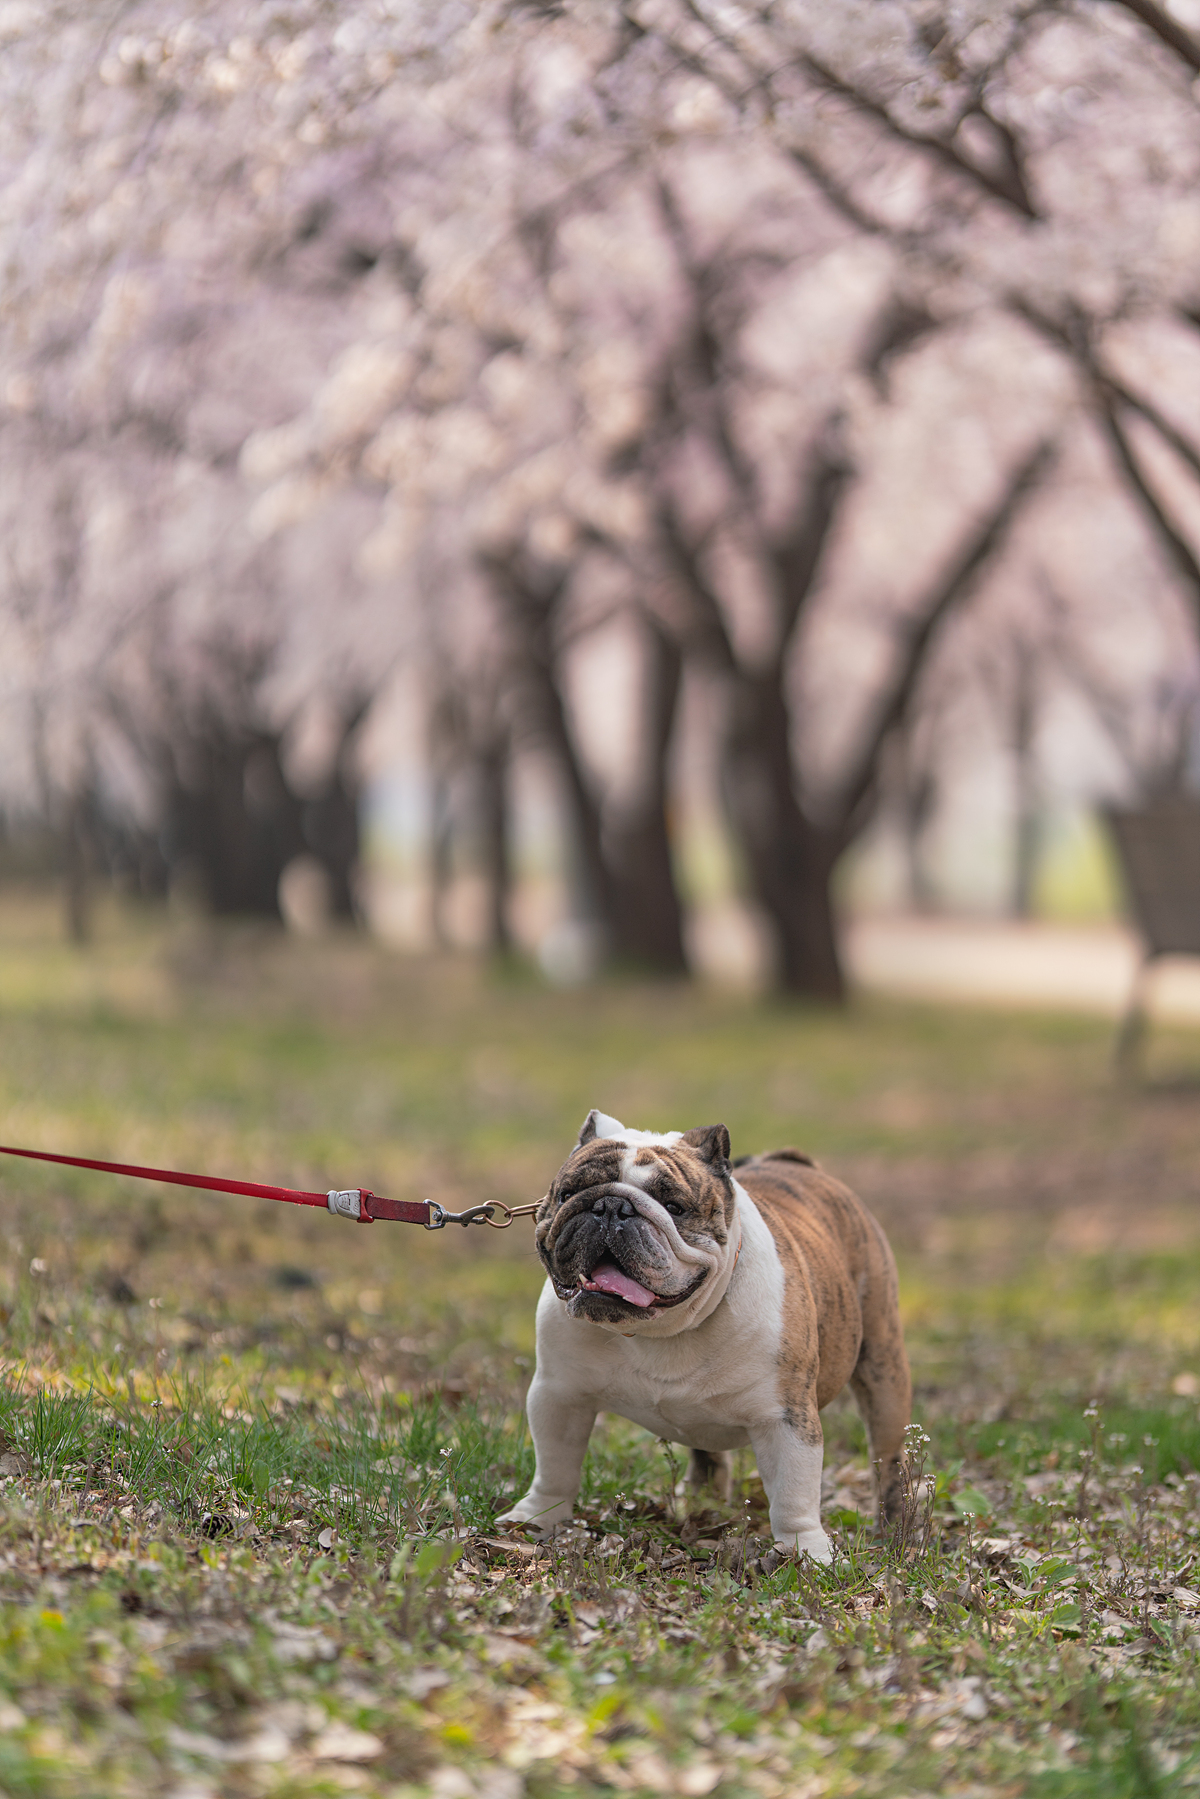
[592,1383,758,1454]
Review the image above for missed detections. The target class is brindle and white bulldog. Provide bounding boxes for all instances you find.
[498,1110,911,1562]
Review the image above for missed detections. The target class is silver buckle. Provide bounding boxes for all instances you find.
[424,1201,446,1230]
[326,1189,363,1221]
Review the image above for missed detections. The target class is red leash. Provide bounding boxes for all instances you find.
[0,1143,539,1230]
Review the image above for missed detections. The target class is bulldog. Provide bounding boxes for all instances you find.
[498,1111,911,1562]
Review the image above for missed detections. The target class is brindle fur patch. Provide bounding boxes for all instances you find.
[630,1139,735,1247]
[535,1138,629,1259]
[737,1150,911,1524]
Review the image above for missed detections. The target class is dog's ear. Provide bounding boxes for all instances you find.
[574,1109,625,1149]
[680,1124,731,1171]
[575,1111,601,1149]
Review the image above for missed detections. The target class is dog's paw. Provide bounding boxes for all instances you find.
[773,1529,833,1565]
[495,1494,575,1532]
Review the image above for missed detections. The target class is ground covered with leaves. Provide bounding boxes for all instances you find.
[1,893,1200,1796]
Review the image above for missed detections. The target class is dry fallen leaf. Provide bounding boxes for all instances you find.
[676,1761,722,1797]
[310,1723,383,1763]
[271,1626,337,1665]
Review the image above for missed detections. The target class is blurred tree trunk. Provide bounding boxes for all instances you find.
[482,549,688,973]
[185,733,301,918]
[476,724,513,956]
[427,681,515,955]
[159,718,305,920]
[107,665,323,922]
[427,687,461,948]
[515,567,612,935]
[302,698,368,923]
[62,787,95,944]
[606,616,687,973]
[721,671,846,999]
[657,419,853,998]
[1011,640,1039,919]
[896,743,939,916]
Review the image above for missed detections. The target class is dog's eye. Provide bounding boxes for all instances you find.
[664,1200,684,1216]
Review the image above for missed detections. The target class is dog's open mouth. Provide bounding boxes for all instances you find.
[567,1256,705,1311]
[578,1258,657,1308]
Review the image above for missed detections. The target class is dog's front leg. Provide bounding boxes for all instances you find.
[750,1420,832,1563]
[496,1377,596,1532]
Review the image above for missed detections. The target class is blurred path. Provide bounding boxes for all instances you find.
[846,915,1200,1020]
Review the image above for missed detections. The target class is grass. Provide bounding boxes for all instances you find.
[2,889,1200,1793]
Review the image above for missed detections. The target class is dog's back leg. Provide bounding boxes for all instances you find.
[687,1447,732,1504]
[848,1230,912,1527]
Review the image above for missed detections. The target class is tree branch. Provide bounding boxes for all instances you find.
[479,546,614,918]
[1103,373,1200,487]
[654,178,762,516]
[1113,0,1200,75]
[1094,391,1200,636]
[1013,299,1200,635]
[647,0,896,236]
[972,103,1038,218]
[860,297,940,393]
[782,142,893,237]
[835,437,1054,831]
[656,495,738,673]
[770,422,853,660]
[658,3,1041,242]
[800,53,1040,220]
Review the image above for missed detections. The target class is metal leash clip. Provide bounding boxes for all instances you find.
[478,1199,544,1229]
[425,1201,497,1230]
[425,1198,545,1230]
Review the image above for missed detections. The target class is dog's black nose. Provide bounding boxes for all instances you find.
[591,1192,635,1219]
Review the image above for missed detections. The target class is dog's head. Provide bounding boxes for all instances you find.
[535,1110,739,1336]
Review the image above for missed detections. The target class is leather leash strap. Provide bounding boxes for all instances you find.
[0,1143,540,1230]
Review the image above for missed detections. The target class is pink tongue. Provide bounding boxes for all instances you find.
[589,1261,657,1308]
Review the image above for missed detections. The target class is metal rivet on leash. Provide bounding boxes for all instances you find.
[0,1143,542,1231]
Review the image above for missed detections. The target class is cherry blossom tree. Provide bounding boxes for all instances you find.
[4,0,1200,987]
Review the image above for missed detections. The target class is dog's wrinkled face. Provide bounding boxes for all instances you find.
[535,1111,738,1335]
